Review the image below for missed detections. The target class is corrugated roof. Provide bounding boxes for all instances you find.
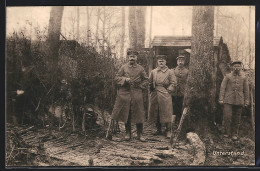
[152,36,222,47]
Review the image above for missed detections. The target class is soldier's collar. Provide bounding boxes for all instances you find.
[128,62,137,68]
[157,66,168,73]
[232,71,241,76]
[176,65,185,70]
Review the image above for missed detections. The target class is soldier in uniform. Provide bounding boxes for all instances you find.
[219,60,249,140]
[148,55,176,138]
[171,55,189,124]
[111,49,148,141]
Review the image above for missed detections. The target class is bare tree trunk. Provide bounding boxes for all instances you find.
[148,7,153,75]
[180,6,215,140]
[128,6,146,51]
[102,6,106,52]
[249,6,251,69]
[96,7,100,48]
[215,6,219,37]
[71,12,75,40]
[128,6,137,49]
[120,6,125,58]
[77,7,80,41]
[86,6,90,46]
[47,6,64,61]
[235,34,239,60]
[149,6,153,48]
[108,17,112,45]
[135,6,146,50]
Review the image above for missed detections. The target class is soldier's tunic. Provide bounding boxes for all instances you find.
[148,66,176,123]
[172,66,189,97]
[111,62,148,123]
[219,71,249,136]
[171,66,189,122]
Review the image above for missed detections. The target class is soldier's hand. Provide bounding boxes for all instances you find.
[219,100,224,104]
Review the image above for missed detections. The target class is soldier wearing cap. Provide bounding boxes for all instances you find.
[148,55,176,138]
[111,49,148,141]
[219,60,249,141]
[171,55,189,124]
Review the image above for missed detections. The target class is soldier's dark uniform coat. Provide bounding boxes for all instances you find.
[219,71,249,106]
[219,70,249,136]
[171,66,189,97]
[148,67,176,123]
[111,62,148,123]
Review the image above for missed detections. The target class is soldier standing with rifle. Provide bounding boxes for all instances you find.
[219,60,249,141]
[171,55,189,124]
[148,55,176,138]
[111,49,148,141]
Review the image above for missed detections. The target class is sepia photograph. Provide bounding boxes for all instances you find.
[5,5,255,167]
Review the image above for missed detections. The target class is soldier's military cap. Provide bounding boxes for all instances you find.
[127,49,139,56]
[156,55,167,60]
[231,60,243,65]
[176,55,185,60]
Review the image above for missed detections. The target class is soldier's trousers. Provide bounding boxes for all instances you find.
[222,104,242,136]
[125,109,143,135]
[172,96,184,124]
[156,111,170,132]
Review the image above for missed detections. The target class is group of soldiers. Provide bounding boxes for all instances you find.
[111,49,249,142]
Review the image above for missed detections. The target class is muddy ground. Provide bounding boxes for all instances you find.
[5,114,255,167]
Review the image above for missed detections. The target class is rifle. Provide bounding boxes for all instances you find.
[169,115,176,144]
[170,107,189,147]
[106,119,120,140]
[126,76,148,90]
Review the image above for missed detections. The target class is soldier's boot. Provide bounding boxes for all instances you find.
[166,131,171,138]
[153,122,162,135]
[125,132,131,141]
[232,107,242,141]
[137,133,145,142]
[125,122,131,141]
[165,123,171,138]
[136,123,145,142]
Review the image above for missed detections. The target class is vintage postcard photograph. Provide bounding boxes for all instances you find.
[5,6,255,167]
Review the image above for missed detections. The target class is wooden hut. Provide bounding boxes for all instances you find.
[150,36,230,69]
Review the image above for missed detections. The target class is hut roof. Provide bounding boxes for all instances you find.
[152,36,222,47]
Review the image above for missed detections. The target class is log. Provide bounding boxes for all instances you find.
[155,149,177,158]
[17,126,35,135]
[186,132,205,165]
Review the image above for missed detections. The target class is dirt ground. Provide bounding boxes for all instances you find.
[5,113,255,167]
